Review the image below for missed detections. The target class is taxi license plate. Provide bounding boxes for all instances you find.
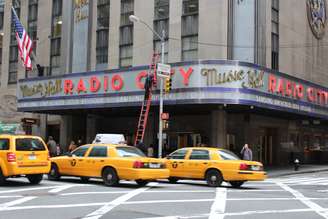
[29,155,36,160]
[251,165,260,171]
[149,163,161,168]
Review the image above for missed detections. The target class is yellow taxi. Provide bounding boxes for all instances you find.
[0,134,50,185]
[165,147,266,187]
[48,144,169,186]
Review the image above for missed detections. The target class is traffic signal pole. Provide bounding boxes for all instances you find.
[158,30,165,158]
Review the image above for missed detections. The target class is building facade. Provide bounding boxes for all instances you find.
[1,0,328,165]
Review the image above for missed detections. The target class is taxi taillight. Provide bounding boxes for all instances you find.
[239,163,249,170]
[133,160,144,168]
[7,152,16,162]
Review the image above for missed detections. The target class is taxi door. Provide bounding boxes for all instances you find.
[184,149,211,179]
[166,148,189,178]
[64,146,90,176]
[84,146,108,177]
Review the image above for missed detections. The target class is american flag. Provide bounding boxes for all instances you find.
[11,7,33,70]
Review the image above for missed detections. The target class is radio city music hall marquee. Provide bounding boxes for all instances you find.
[17,61,328,118]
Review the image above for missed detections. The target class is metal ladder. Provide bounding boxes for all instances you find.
[134,53,160,146]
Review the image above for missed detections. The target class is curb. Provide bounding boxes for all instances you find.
[268,168,328,178]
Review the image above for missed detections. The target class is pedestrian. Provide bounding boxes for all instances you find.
[68,140,77,152]
[144,74,153,100]
[147,144,154,157]
[56,143,61,156]
[240,143,253,161]
[77,138,83,147]
[47,136,57,157]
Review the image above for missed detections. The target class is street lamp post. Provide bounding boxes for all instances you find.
[129,15,165,158]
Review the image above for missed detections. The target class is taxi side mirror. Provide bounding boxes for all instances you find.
[166,155,171,159]
[64,152,72,157]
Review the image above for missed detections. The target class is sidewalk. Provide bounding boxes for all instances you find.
[266,164,328,178]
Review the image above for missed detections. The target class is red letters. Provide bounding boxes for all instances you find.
[179,67,193,86]
[276,79,284,95]
[307,87,314,102]
[64,80,73,95]
[268,74,276,93]
[285,80,292,96]
[297,85,304,99]
[104,76,109,92]
[76,78,87,93]
[90,76,101,92]
[112,75,124,91]
[136,71,148,89]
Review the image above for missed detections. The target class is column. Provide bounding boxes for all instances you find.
[199,0,228,59]
[132,0,154,66]
[211,110,227,148]
[86,114,97,144]
[168,0,182,63]
[108,0,120,69]
[60,115,72,152]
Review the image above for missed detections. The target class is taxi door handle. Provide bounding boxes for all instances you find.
[203,162,208,164]
[100,160,105,162]
[179,162,184,164]
[78,159,83,161]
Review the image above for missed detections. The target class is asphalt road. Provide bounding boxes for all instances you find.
[1,172,328,219]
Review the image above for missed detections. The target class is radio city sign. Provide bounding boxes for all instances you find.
[17,60,328,118]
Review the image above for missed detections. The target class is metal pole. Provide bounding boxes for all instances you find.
[158,30,165,158]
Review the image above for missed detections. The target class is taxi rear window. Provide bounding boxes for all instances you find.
[218,149,240,160]
[16,138,46,151]
[116,147,145,157]
[0,139,9,150]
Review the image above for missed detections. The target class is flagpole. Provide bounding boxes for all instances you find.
[11,6,39,75]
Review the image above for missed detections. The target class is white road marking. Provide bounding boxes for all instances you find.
[124,199,214,205]
[61,190,215,196]
[209,187,227,219]
[0,186,59,194]
[0,196,36,209]
[0,196,23,199]
[277,182,328,218]
[48,185,75,193]
[60,191,129,196]
[82,182,158,219]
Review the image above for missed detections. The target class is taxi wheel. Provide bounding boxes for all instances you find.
[102,167,119,186]
[135,180,149,187]
[81,177,90,183]
[0,168,6,185]
[27,174,43,185]
[205,169,223,187]
[229,181,245,188]
[48,164,61,180]
[168,177,179,183]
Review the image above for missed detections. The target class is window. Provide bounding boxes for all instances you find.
[8,0,20,84]
[168,149,188,159]
[72,146,89,157]
[119,0,133,67]
[88,146,108,157]
[189,149,210,160]
[153,0,169,63]
[181,0,198,61]
[0,1,4,30]
[271,0,279,70]
[50,0,62,75]
[16,138,46,151]
[96,0,110,65]
[116,146,145,157]
[218,149,240,160]
[28,0,38,51]
[0,139,9,150]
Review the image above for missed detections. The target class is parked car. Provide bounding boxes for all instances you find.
[165,147,266,187]
[48,144,169,186]
[0,134,51,185]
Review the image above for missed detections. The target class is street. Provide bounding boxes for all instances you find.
[1,172,328,219]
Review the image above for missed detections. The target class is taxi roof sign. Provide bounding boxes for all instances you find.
[92,134,126,144]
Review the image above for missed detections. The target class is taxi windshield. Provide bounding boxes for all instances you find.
[116,146,146,157]
[218,149,240,160]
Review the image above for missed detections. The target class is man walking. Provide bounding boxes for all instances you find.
[241,143,253,161]
[47,136,57,157]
